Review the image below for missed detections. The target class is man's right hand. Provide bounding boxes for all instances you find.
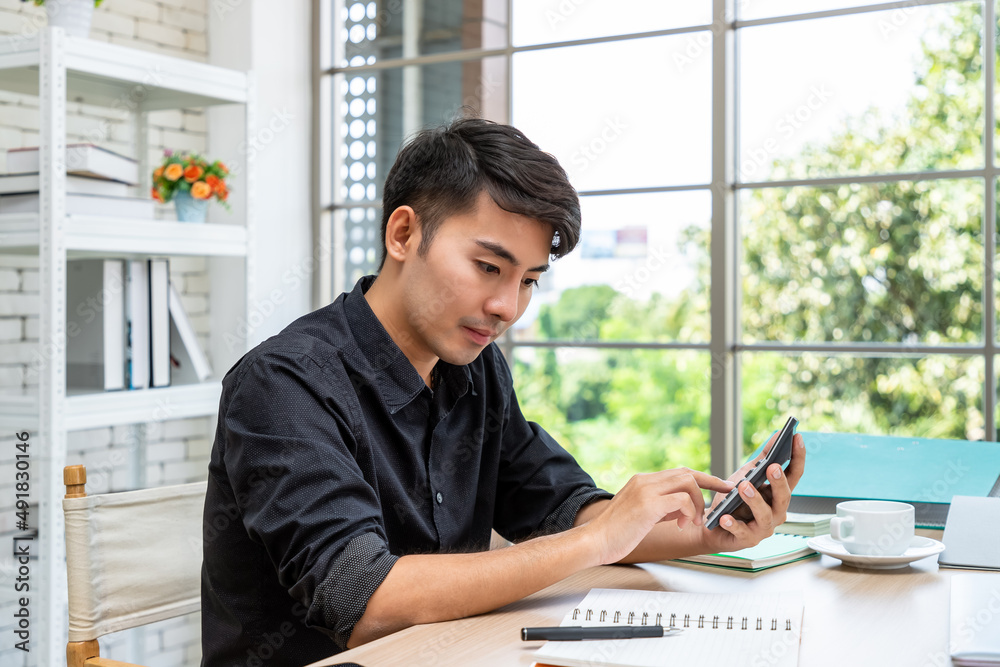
[351,467,734,648]
[579,469,735,565]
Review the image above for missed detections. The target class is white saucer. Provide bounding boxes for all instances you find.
[807,534,946,569]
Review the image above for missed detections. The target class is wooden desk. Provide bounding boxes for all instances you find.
[309,531,994,667]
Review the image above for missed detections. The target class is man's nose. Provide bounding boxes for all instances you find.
[485,280,520,323]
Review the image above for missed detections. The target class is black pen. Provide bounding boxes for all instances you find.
[521,625,683,641]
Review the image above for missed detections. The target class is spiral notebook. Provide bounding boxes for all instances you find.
[533,588,804,667]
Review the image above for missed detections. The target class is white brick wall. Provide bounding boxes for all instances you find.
[0,267,18,290]
[0,0,211,156]
[0,1,215,664]
[0,317,21,341]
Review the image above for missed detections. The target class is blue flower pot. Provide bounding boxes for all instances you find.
[174,190,209,223]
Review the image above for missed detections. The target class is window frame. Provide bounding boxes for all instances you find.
[316,0,999,477]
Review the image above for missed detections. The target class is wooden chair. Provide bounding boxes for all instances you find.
[63,465,206,667]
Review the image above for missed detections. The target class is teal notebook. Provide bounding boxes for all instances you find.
[784,432,1000,527]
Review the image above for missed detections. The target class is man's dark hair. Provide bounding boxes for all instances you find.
[378,117,581,270]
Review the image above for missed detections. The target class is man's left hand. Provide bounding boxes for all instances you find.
[701,431,806,553]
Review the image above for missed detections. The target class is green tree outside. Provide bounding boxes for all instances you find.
[513,3,991,491]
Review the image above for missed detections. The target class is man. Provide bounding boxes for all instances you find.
[201,118,805,666]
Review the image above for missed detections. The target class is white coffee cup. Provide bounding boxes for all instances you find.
[829,500,915,556]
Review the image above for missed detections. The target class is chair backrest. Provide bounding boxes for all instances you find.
[63,465,205,663]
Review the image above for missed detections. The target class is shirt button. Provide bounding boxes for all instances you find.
[436,492,443,504]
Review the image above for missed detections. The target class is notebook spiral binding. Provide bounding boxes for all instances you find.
[570,607,794,631]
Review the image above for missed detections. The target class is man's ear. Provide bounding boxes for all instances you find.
[384,205,420,263]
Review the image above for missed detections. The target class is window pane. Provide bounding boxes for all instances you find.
[333,57,508,204]
[739,3,983,182]
[738,0,939,20]
[996,0,1000,165]
[512,35,711,192]
[512,0,711,46]
[335,0,508,67]
[740,179,984,344]
[512,190,710,343]
[741,353,985,455]
[996,356,1000,441]
[996,179,1000,343]
[336,206,383,287]
[514,347,711,491]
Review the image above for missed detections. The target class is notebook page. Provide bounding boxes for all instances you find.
[534,588,804,667]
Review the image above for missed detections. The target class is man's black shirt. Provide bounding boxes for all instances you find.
[201,276,611,666]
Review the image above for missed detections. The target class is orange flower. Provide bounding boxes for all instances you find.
[217,162,229,175]
[153,166,163,179]
[183,164,204,182]
[216,182,229,201]
[205,174,221,191]
[190,181,212,200]
[164,163,183,181]
[150,186,163,203]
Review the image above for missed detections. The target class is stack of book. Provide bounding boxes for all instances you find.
[0,144,153,218]
[774,512,834,537]
[671,533,818,572]
[66,258,212,392]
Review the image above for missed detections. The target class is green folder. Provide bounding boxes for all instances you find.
[783,432,1000,527]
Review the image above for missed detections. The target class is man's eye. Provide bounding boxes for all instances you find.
[523,278,539,288]
[479,262,500,274]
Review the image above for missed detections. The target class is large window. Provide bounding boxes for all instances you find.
[319,0,999,490]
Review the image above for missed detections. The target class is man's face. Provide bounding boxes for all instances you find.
[398,192,552,367]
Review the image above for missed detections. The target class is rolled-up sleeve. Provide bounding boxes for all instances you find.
[221,350,397,647]
[492,382,613,542]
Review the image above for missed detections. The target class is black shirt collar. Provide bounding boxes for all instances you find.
[343,275,472,413]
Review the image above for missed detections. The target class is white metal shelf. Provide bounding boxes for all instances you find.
[0,213,248,257]
[0,33,247,109]
[8,27,255,665]
[65,380,222,431]
[0,381,222,432]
